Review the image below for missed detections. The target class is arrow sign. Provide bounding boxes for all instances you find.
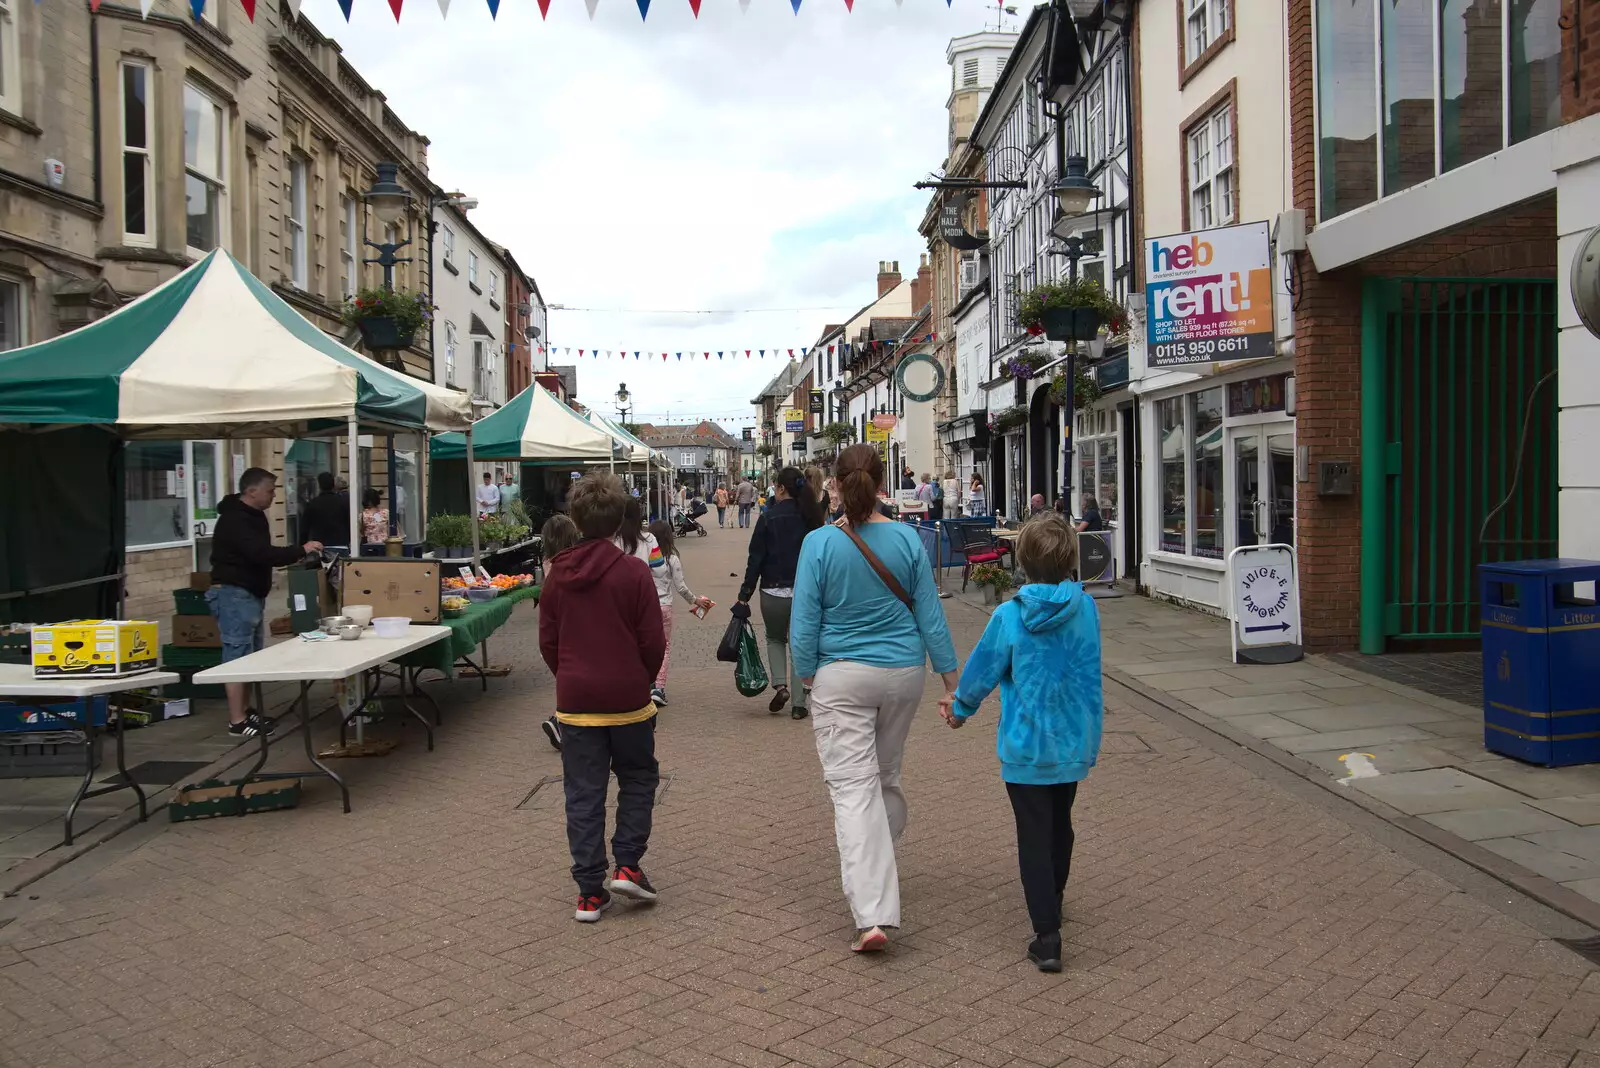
[1244,622,1292,634]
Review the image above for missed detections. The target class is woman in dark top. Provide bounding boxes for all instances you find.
[1075,496,1104,533]
[737,466,825,719]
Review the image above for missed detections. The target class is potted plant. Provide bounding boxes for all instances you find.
[822,421,855,448]
[1018,278,1127,342]
[1048,366,1102,409]
[425,513,473,558]
[480,518,508,550]
[755,442,776,459]
[970,561,1014,606]
[988,405,1030,434]
[341,287,434,352]
[1001,349,1050,382]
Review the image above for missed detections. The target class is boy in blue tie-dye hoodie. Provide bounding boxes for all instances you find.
[939,514,1103,973]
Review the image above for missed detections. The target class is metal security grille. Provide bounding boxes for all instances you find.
[1379,278,1558,642]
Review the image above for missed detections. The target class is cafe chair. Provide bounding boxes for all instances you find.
[953,524,1012,592]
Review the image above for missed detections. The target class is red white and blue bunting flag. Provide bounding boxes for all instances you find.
[533,336,934,359]
[251,0,947,19]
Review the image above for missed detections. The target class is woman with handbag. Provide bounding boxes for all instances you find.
[736,466,825,719]
[790,444,959,954]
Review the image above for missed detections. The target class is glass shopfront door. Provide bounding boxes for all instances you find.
[1226,423,1295,550]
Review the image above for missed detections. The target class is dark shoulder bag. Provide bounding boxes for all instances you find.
[835,519,914,611]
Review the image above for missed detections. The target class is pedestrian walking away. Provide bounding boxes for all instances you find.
[538,472,666,923]
[790,444,959,953]
[941,514,1103,973]
[209,468,323,738]
[647,519,714,707]
[614,497,670,706]
[915,473,937,520]
[735,476,757,528]
[359,488,389,546]
[968,474,987,518]
[301,470,350,549]
[713,485,729,528]
[940,469,961,521]
[537,513,582,752]
[737,466,825,720]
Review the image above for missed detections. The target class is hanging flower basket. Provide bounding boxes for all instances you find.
[1002,349,1050,381]
[988,405,1029,434]
[1048,367,1102,409]
[1017,278,1126,341]
[341,287,434,352]
[355,316,414,351]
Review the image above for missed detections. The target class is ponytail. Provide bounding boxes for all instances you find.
[834,444,884,526]
[776,466,825,531]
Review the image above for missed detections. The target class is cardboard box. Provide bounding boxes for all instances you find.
[171,614,221,648]
[188,572,212,591]
[31,620,159,677]
[341,560,441,624]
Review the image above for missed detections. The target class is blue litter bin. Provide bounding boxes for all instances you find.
[1479,559,1600,767]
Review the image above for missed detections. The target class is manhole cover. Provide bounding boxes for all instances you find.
[99,760,212,785]
[517,773,673,809]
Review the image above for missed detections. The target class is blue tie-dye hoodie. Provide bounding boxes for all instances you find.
[951,580,1103,785]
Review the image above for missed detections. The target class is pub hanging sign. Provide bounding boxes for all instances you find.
[939,192,987,252]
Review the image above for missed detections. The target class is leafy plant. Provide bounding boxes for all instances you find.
[1002,348,1051,381]
[425,513,473,549]
[1017,278,1126,336]
[755,442,776,458]
[509,498,531,530]
[1048,366,1102,408]
[970,562,1014,591]
[703,457,717,469]
[988,405,1030,433]
[821,420,856,447]
[480,518,509,544]
[503,524,531,544]
[340,287,435,335]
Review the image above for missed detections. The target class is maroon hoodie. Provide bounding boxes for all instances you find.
[538,538,666,716]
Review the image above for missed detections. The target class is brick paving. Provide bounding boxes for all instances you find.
[3,528,1600,1068]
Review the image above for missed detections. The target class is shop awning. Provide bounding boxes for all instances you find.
[430,382,620,463]
[0,250,472,438]
[579,407,657,465]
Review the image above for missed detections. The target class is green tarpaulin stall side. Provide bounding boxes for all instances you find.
[0,250,473,617]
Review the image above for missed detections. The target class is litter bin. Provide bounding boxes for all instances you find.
[1479,559,1600,767]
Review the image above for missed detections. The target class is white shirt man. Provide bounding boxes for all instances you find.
[476,475,501,514]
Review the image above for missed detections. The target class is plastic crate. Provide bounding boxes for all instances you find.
[172,588,211,615]
[0,732,97,778]
[0,629,28,665]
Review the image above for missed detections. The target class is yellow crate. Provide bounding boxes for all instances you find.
[31,620,160,678]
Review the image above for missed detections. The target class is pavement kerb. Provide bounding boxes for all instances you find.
[0,695,334,899]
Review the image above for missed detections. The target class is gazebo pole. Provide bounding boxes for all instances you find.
[467,427,481,570]
[347,416,361,557]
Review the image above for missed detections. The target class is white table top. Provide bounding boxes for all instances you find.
[0,664,182,698]
[193,626,450,685]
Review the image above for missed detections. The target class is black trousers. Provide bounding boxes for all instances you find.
[1005,781,1079,934]
[561,718,659,894]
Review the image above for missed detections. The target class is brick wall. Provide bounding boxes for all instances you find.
[1564,0,1600,122]
[125,547,191,639]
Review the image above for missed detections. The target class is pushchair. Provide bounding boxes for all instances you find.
[673,499,709,538]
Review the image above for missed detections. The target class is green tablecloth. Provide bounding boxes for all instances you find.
[395,585,539,677]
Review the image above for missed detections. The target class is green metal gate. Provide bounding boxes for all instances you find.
[1359,277,1558,651]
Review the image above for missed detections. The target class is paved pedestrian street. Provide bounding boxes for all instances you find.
[4,528,1600,1068]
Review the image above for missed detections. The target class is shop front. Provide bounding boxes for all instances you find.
[1140,367,1295,611]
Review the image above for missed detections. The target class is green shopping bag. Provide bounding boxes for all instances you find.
[734,621,769,697]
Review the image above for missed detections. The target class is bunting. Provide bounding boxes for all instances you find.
[287,0,303,15]
[336,0,353,18]
[532,344,921,361]
[487,0,500,15]
[254,0,959,20]
[387,0,402,18]
[239,0,256,19]
[189,0,205,18]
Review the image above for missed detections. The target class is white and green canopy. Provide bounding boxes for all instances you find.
[0,250,472,439]
[431,382,621,463]
[581,407,664,467]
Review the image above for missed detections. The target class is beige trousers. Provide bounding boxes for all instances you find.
[809,661,927,930]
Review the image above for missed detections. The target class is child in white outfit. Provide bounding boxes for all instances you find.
[646,519,711,707]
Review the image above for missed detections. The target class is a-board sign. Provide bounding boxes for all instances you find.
[1226,543,1303,665]
[1078,531,1114,585]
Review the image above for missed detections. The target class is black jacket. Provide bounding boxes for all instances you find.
[301,491,349,547]
[739,498,817,602]
[210,495,308,599]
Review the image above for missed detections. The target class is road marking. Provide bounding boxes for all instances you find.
[1337,752,1380,783]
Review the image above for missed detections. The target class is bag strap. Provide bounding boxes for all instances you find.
[835,519,914,610]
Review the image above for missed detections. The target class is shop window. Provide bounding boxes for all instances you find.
[283,439,333,549]
[120,62,154,247]
[1158,398,1186,554]
[183,83,227,255]
[1191,388,1224,559]
[1096,437,1118,521]
[126,441,188,549]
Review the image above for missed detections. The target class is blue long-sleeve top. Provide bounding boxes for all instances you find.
[790,522,959,679]
[952,580,1104,785]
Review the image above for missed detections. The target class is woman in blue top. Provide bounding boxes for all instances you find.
[791,444,959,954]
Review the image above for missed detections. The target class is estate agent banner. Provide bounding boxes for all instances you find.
[1144,221,1274,369]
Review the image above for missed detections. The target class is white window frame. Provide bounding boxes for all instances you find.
[444,321,458,385]
[468,250,479,288]
[1185,0,1229,62]
[340,195,357,299]
[0,276,26,352]
[1186,101,1235,230]
[488,269,499,305]
[0,0,22,116]
[182,82,228,259]
[119,60,155,248]
[287,156,309,289]
[441,224,455,264]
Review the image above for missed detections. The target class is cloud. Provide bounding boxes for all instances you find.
[307,0,997,427]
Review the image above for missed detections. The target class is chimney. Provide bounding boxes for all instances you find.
[910,253,932,311]
[876,259,902,298]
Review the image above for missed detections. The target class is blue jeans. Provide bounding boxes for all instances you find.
[207,584,265,664]
[738,503,753,527]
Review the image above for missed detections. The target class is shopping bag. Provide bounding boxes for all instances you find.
[716,613,744,663]
[734,623,769,697]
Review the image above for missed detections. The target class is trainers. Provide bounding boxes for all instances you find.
[541,716,561,751]
[651,688,668,707]
[574,889,611,922]
[851,926,889,953]
[228,713,276,739]
[1027,931,1063,973]
[607,865,659,903]
[791,706,809,721]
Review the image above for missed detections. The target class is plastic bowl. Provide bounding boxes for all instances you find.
[465,587,499,603]
[371,616,411,638]
[343,605,374,627]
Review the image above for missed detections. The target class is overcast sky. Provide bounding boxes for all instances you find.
[310,0,1000,431]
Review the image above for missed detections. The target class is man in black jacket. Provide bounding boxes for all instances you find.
[300,471,349,549]
[208,467,323,738]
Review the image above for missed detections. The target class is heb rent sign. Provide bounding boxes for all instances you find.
[1144,221,1274,369]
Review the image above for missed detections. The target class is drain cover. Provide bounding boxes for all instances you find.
[517,773,673,809]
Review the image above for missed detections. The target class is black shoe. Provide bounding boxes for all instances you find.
[791,706,809,720]
[1028,932,1062,973]
[228,713,276,739]
[607,865,659,903]
[574,888,612,923]
[541,716,561,751]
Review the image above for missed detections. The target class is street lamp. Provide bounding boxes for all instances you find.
[362,162,414,292]
[615,382,633,424]
[1051,155,1101,219]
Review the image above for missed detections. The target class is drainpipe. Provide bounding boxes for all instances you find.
[426,195,438,379]
[89,7,102,207]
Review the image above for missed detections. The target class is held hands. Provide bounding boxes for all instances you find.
[937,692,964,729]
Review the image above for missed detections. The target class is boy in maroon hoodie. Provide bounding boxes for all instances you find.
[539,472,667,922]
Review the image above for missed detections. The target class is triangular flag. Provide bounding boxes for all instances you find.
[136,0,153,15]
[790,0,800,12]
[675,352,682,360]
[759,349,765,357]
[537,0,551,15]
[436,0,449,15]
[90,0,104,10]
[688,0,700,14]
[828,345,835,354]
[487,0,500,17]
[802,348,808,356]
[636,0,649,17]
[661,353,668,361]
[240,0,257,20]
[387,0,401,19]
[579,349,584,357]
[703,352,709,359]
[190,0,206,18]
[745,350,751,358]
[738,0,750,10]
[584,0,599,16]
[844,0,851,7]
[634,352,640,359]
[336,0,353,18]
[718,352,724,359]
[788,349,794,357]
[930,331,938,339]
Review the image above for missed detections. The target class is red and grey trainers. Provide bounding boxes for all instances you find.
[607,865,659,902]
[851,926,889,953]
[574,889,611,923]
